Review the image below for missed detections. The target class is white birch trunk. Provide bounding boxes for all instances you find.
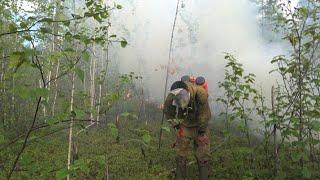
[67,0,76,179]
[67,71,75,180]
[52,59,60,116]
[89,46,96,123]
[96,83,102,124]
[96,39,109,124]
[51,0,60,116]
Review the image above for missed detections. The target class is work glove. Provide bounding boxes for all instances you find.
[197,133,209,145]
[177,127,185,137]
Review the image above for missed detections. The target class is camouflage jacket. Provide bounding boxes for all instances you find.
[163,82,211,132]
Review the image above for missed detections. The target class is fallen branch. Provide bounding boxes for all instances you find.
[0,119,94,152]
[75,122,95,136]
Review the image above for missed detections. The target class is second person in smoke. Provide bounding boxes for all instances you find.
[164,77,211,180]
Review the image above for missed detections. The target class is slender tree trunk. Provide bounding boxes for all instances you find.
[38,79,47,119]
[1,51,5,127]
[67,1,76,179]
[138,89,144,121]
[158,0,180,149]
[225,96,230,133]
[51,0,60,116]
[11,72,15,125]
[96,37,109,125]
[52,60,60,116]
[67,71,75,180]
[244,117,251,147]
[10,32,18,126]
[89,46,96,123]
[96,81,102,124]
[271,86,279,178]
[42,72,51,118]
[104,31,110,123]
[116,114,120,143]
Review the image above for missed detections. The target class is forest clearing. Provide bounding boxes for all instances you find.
[0,0,320,179]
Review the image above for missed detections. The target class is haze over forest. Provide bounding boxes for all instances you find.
[0,0,319,179]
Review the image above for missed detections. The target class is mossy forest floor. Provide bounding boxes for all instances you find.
[2,118,316,179]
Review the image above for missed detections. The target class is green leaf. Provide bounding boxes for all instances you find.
[20,153,32,166]
[120,40,127,48]
[41,18,53,23]
[40,27,51,33]
[299,7,308,18]
[20,22,28,28]
[291,151,302,162]
[64,48,75,53]
[109,34,117,38]
[63,20,70,26]
[302,167,312,179]
[142,133,151,144]
[75,68,85,82]
[73,34,81,40]
[47,113,67,125]
[28,16,36,21]
[85,0,94,7]
[8,23,17,32]
[74,109,85,119]
[56,168,69,180]
[32,88,49,98]
[65,32,73,38]
[121,112,130,117]
[107,123,118,138]
[23,35,33,41]
[116,4,122,9]
[93,14,102,22]
[100,12,109,19]
[9,52,23,69]
[15,87,49,99]
[161,126,171,133]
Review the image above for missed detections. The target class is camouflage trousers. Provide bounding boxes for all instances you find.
[175,126,210,163]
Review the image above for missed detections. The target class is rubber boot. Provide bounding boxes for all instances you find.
[198,160,209,180]
[175,156,187,180]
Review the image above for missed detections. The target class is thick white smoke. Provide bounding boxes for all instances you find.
[107,0,287,106]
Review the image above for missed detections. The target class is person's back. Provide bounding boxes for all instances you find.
[164,80,211,180]
[164,82,210,127]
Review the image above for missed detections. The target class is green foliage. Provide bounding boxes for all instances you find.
[142,133,152,144]
[0,1,319,180]
[161,126,171,133]
[218,53,260,146]
[268,2,320,178]
[107,123,119,139]
[120,40,128,48]
[121,112,138,120]
[47,112,68,125]
[14,86,49,100]
[0,129,5,144]
[56,168,69,180]
[9,51,30,72]
[75,67,85,83]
